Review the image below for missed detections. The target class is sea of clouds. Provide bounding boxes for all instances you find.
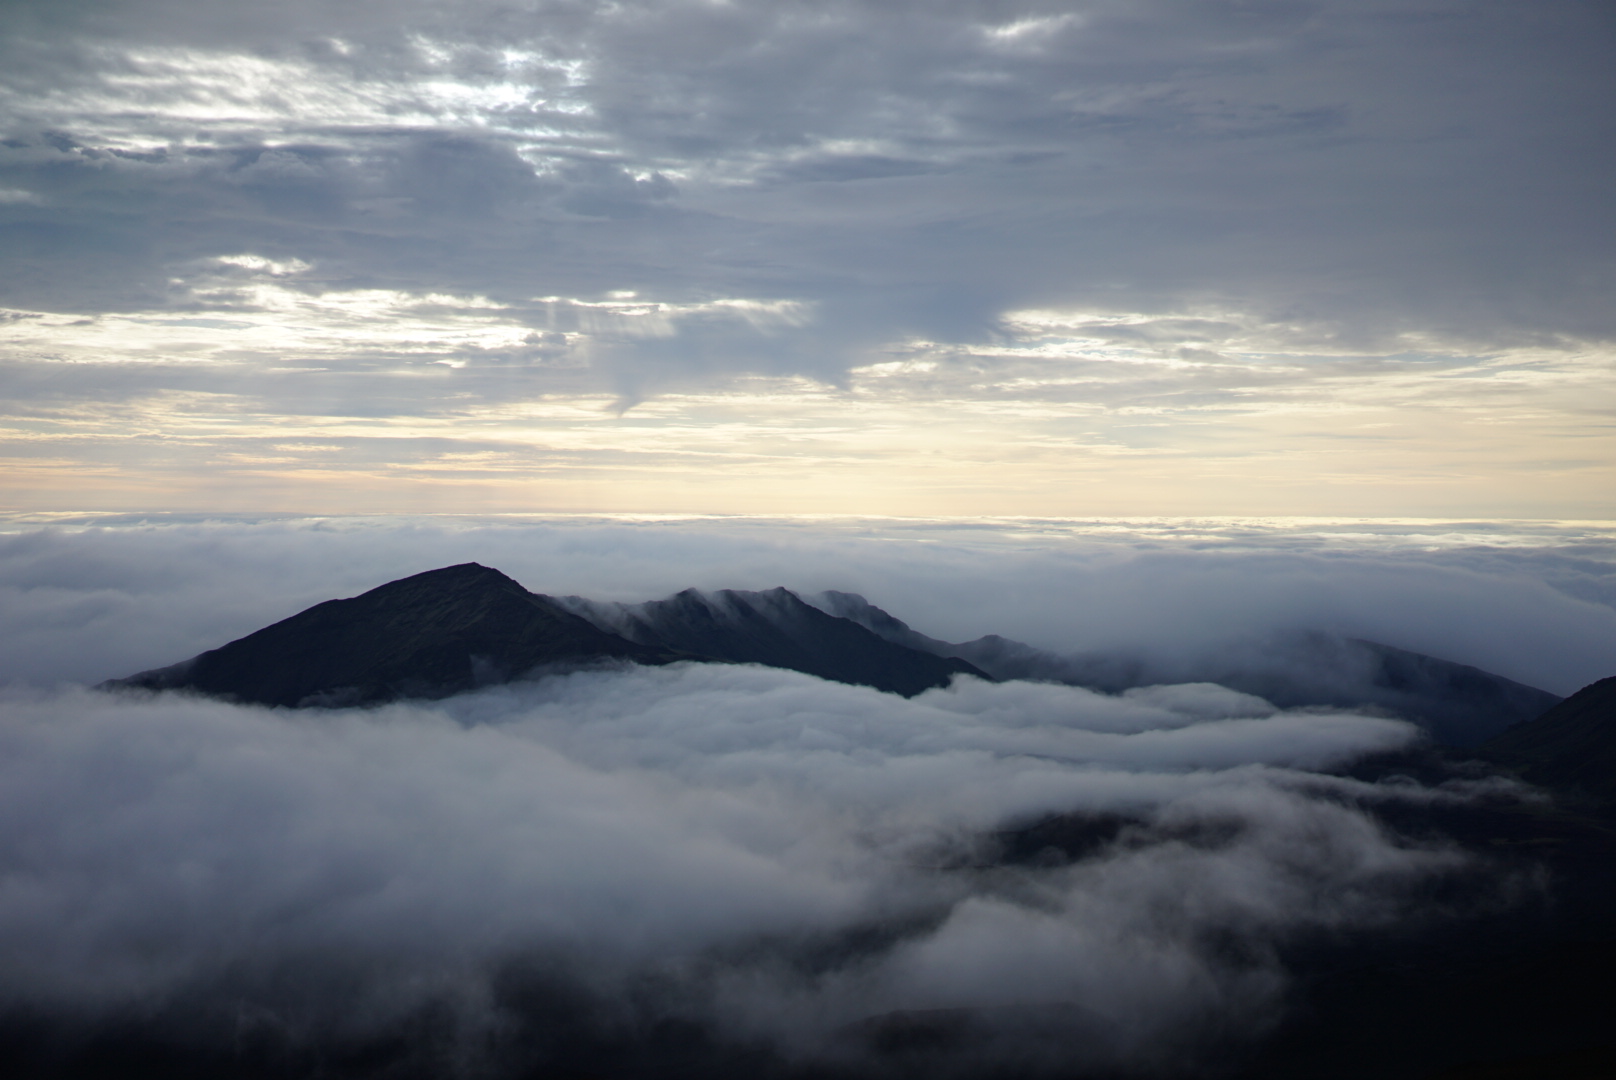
[0,516,1610,1074]
[4,514,1615,693]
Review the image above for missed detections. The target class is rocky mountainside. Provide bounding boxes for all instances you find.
[811,590,1560,747]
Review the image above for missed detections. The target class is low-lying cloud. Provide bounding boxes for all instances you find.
[0,663,1488,1075]
[3,516,1614,695]
[0,516,1589,1073]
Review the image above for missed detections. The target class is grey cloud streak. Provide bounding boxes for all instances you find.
[2,0,1613,397]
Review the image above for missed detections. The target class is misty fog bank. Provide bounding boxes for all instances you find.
[3,516,1614,696]
[0,663,1518,1075]
[1,516,1604,1074]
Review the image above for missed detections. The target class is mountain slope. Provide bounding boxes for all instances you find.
[105,568,986,706]
[1482,676,1616,806]
[811,590,1560,747]
[104,563,673,707]
[555,587,987,697]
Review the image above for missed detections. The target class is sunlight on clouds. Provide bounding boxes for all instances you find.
[28,49,420,144]
[4,361,1610,518]
[0,285,530,365]
[982,13,1084,49]
[533,295,814,338]
[0,259,808,370]
[2,287,1612,517]
[1003,307,1352,358]
[1,42,594,149]
[213,255,312,277]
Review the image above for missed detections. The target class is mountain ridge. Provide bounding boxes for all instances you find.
[106,565,1564,751]
[1482,675,1616,807]
[554,586,987,698]
[809,590,1561,747]
[106,563,676,707]
[104,565,981,706]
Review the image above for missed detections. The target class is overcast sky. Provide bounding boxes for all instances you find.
[2,0,1613,516]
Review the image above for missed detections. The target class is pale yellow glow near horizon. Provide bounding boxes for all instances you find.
[4,375,1612,518]
[3,273,1613,519]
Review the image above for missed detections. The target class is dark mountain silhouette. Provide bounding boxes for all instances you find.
[105,565,1558,740]
[553,586,987,697]
[1482,676,1616,807]
[103,563,676,707]
[811,590,1560,747]
[104,566,982,706]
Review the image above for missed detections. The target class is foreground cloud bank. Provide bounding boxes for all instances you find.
[2,668,1476,1075]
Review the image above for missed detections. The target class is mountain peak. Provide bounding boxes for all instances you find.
[107,568,988,706]
[374,561,521,591]
[105,564,669,707]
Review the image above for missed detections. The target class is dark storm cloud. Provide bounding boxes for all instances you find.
[2,0,1613,399]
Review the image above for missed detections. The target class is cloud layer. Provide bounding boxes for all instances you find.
[0,515,1589,1073]
[5,0,1612,341]
[3,515,1614,695]
[0,664,1478,1074]
[2,1,1613,515]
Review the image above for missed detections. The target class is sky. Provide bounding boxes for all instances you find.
[2,0,1613,517]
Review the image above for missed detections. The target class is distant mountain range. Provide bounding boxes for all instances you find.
[810,590,1560,747]
[105,563,671,708]
[108,562,1565,749]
